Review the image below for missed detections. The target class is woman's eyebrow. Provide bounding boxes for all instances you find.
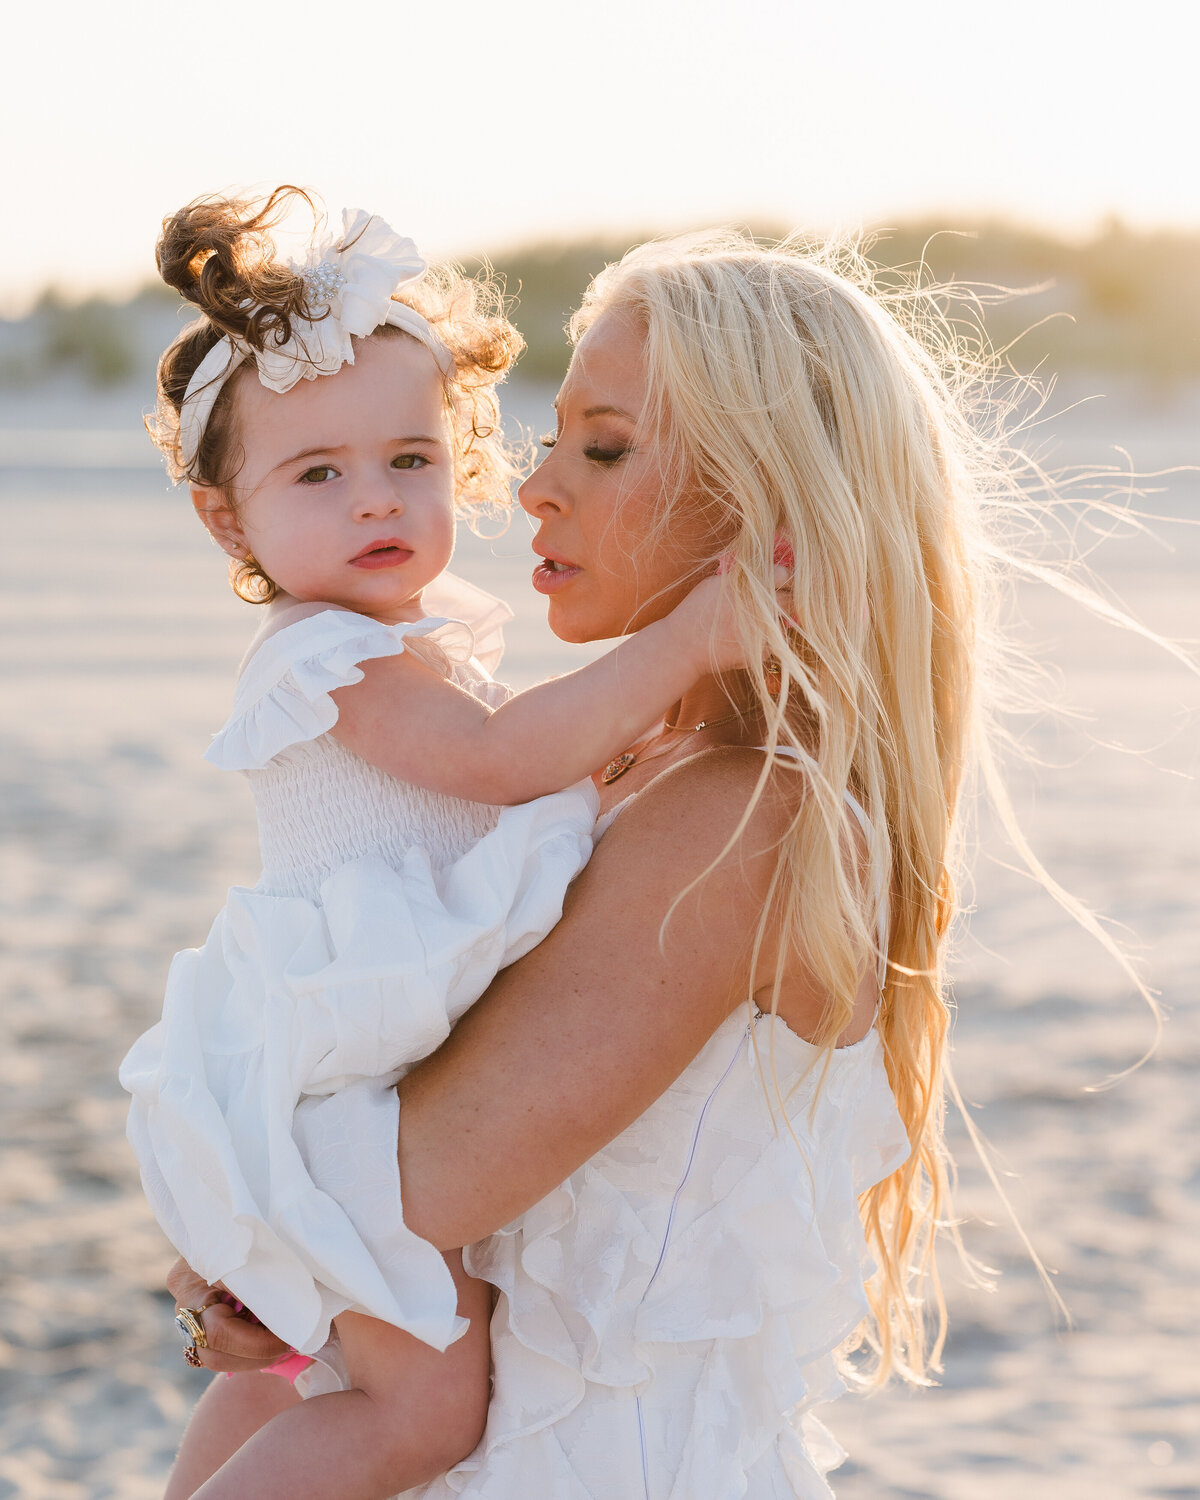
[581,404,634,420]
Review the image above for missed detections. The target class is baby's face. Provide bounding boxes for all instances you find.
[197,333,456,623]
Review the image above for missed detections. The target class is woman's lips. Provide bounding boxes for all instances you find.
[532,557,582,595]
[350,544,414,570]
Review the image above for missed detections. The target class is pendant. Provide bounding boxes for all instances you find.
[601,751,637,785]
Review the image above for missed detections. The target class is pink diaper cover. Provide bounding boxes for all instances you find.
[256,1350,314,1382]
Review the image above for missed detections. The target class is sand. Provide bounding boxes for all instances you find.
[0,376,1196,1498]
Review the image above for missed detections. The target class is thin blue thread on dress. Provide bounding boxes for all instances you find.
[636,1397,652,1500]
[643,1028,748,1295]
[634,1024,750,1498]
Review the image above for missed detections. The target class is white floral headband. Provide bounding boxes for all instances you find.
[178,208,455,473]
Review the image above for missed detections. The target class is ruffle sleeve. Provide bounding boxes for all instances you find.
[205,609,475,772]
[421,571,513,678]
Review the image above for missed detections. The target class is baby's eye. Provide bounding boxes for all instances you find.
[391,453,429,470]
[299,465,337,484]
[539,432,557,449]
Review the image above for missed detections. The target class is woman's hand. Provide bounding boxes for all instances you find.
[166,1258,290,1373]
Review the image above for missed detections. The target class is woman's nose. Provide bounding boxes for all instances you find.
[517,453,569,518]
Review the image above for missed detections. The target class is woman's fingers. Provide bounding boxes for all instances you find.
[200,1302,290,1369]
[166,1256,216,1309]
[167,1257,290,1372]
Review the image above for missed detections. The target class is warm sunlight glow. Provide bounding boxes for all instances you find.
[1,0,1196,308]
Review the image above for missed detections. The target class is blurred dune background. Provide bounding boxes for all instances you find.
[2,0,1199,1492]
[8,218,1200,389]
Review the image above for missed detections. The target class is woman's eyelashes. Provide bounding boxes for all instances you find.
[584,444,630,465]
[538,432,630,465]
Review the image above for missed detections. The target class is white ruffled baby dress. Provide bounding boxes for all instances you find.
[120,575,598,1358]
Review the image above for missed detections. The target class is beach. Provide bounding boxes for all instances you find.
[0,375,1196,1499]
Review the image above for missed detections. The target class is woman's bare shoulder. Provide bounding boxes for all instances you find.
[398,746,805,1246]
[604,743,808,856]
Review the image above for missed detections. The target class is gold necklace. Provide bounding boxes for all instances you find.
[601,709,746,785]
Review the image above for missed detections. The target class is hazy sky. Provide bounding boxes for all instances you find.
[3,0,1196,309]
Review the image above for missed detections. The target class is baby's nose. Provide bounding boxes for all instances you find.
[356,479,404,518]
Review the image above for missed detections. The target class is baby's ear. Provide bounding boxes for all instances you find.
[191,485,246,558]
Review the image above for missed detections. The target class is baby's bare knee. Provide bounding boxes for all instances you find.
[369,1378,487,1487]
[338,1306,490,1485]
[416,1398,486,1475]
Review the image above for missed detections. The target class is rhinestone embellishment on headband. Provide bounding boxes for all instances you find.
[303,260,348,307]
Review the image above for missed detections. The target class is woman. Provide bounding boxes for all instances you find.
[166,232,988,1497]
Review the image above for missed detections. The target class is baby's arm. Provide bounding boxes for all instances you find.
[331,574,738,804]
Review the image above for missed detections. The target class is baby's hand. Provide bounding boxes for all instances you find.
[676,551,795,676]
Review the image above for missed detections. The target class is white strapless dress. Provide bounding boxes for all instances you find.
[400,1007,909,1500]
[396,775,910,1500]
[119,577,598,1358]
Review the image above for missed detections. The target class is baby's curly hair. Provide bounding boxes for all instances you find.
[149,186,525,602]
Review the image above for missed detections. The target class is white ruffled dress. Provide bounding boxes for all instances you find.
[399,790,910,1500]
[120,578,598,1359]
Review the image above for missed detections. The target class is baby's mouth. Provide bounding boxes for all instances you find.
[350,541,414,569]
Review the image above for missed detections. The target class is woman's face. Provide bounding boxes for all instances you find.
[518,311,719,643]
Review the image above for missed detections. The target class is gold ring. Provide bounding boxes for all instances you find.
[175,1305,209,1367]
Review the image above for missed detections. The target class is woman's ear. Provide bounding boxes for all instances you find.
[191,486,248,559]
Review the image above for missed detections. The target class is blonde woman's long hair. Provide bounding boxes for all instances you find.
[570,231,1154,1387]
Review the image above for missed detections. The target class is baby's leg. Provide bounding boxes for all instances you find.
[165,1371,302,1499]
[192,1252,491,1500]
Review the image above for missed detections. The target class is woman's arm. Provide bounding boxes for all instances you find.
[396,747,813,1249]
[166,749,810,1368]
[329,577,733,805]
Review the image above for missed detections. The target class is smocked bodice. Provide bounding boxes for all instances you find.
[248,719,502,900]
[201,604,511,900]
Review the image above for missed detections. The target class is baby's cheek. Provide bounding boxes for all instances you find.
[265,539,320,597]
